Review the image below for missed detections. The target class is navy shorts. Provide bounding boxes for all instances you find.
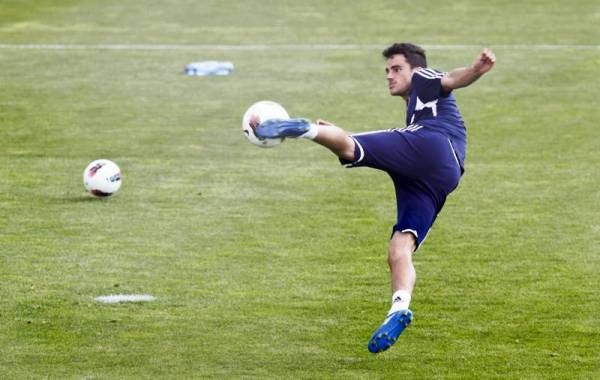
[340,125,463,248]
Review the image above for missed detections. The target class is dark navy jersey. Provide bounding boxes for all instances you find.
[406,68,467,165]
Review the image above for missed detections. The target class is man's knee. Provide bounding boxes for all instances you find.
[339,138,356,161]
[388,231,417,262]
[313,125,355,161]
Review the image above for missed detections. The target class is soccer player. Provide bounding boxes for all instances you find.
[250,43,496,353]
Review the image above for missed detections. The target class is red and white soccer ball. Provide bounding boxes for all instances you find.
[242,100,289,148]
[83,159,122,197]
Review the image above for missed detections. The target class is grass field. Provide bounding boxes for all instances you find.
[1,1,599,378]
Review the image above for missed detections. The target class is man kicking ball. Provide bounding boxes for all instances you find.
[251,42,496,353]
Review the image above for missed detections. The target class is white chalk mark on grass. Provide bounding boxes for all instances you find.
[95,294,156,303]
[0,43,598,51]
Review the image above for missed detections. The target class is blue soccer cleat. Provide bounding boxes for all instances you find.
[367,309,413,353]
[254,118,311,139]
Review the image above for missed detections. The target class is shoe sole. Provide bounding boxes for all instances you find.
[255,118,309,139]
[368,310,413,353]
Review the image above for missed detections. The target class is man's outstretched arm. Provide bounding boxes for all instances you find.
[441,48,496,92]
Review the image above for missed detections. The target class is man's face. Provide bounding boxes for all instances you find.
[385,54,415,97]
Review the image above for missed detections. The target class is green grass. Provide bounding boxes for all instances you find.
[1,1,599,379]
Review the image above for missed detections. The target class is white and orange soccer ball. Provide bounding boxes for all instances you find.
[83,159,122,197]
[242,100,289,148]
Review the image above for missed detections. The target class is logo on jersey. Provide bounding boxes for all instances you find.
[409,96,438,124]
[415,96,438,117]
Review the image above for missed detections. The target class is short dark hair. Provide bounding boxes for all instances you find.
[382,43,427,68]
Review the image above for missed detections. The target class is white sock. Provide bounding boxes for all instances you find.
[300,123,319,140]
[388,289,411,315]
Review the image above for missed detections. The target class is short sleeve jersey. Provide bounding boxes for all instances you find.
[406,68,467,165]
